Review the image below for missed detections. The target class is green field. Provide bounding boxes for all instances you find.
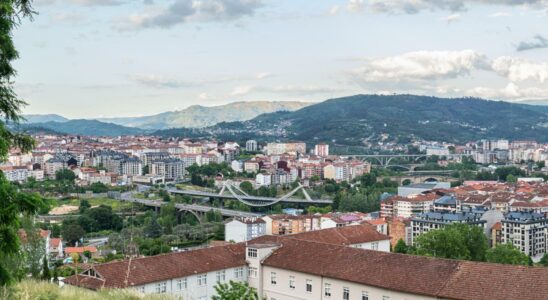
[48,197,136,213]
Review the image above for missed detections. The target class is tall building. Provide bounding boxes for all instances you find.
[150,158,185,181]
[246,140,258,152]
[142,152,170,167]
[265,142,306,155]
[314,143,329,157]
[502,212,547,261]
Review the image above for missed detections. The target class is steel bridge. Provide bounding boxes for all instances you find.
[168,181,333,207]
[341,154,470,167]
[117,192,261,221]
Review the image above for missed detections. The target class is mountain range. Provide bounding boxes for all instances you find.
[18,95,548,143]
[154,95,548,144]
[95,101,310,129]
[18,101,311,136]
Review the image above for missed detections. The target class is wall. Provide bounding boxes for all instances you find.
[261,266,437,300]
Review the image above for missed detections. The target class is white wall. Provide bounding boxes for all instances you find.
[225,221,247,243]
[261,266,436,300]
[135,266,247,300]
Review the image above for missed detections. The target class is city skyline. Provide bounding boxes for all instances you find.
[14,0,548,118]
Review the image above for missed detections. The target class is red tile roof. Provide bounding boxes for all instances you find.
[64,243,245,289]
[262,239,548,300]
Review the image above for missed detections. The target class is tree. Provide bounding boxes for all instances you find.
[412,223,488,261]
[506,174,517,183]
[89,182,108,193]
[144,217,163,238]
[212,280,261,300]
[61,224,85,246]
[79,199,90,213]
[239,181,253,194]
[402,179,412,186]
[41,258,51,281]
[394,239,408,254]
[0,174,42,285]
[540,253,548,267]
[55,169,76,182]
[486,243,531,266]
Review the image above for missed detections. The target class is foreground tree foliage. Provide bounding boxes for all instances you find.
[0,0,42,287]
[411,223,488,261]
[212,281,262,300]
[486,243,532,266]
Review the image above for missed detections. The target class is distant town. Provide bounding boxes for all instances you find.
[3,133,548,299]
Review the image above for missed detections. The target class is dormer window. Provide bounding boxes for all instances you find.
[247,248,258,258]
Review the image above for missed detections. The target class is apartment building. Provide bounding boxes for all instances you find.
[225,217,266,243]
[410,209,487,245]
[150,158,185,181]
[142,151,170,167]
[502,211,547,261]
[265,142,306,156]
[262,214,322,235]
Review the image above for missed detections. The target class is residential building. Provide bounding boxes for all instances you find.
[502,211,547,261]
[246,140,258,152]
[225,217,266,243]
[265,142,306,155]
[411,209,487,245]
[150,158,185,181]
[65,225,548,300]
[314,143,329,157]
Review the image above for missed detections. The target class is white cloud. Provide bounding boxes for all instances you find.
[352,50,488,82]
[466,82,548,100]
[266,85,343,96]
[199,92,210,100]
[231,85,253,96]
[359,0,548,14]
[329,5,340,16]
[346,0,364,12]
[489,11,512,17]
[128,74,193,88]
[492,56,548,83]
[442,13,461,23]
[121,0,264,30]
[255,72,271,79]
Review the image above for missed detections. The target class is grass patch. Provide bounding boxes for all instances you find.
[49,198,136,213]
[4,279,174,300]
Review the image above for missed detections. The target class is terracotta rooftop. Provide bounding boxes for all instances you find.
[250,223,389,246]
[64,243,245,289]
[262,239,548,300]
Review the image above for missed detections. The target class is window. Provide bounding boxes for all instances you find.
[289,276,295,289]
[198,274,207,286]
[234,267,244,279]
[371,242,379,250]
[270,272,277,285]
[247,248,258,258]
[216,270,226,282]
[248,267,257,278]
[382,296,390,300]
[362,291,369,300]
[138,286,145,293]
[176,279,187,290]
[155,282,166,294]
[306,279,312,293]
[343,287,350,300]
[324,283,331,297]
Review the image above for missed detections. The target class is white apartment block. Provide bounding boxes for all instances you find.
[502,212,547,261]
[225,217,267,243]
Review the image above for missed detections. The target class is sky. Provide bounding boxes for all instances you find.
[13,0,548,118]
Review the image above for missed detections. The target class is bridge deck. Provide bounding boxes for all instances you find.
[168,189,333,204]
[119,193,261,218]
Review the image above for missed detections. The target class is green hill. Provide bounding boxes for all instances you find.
[154,95,548,144]
[98,101,311,129]
[28,119,146,136]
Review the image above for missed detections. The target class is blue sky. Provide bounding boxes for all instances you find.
[14,0,548,118]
